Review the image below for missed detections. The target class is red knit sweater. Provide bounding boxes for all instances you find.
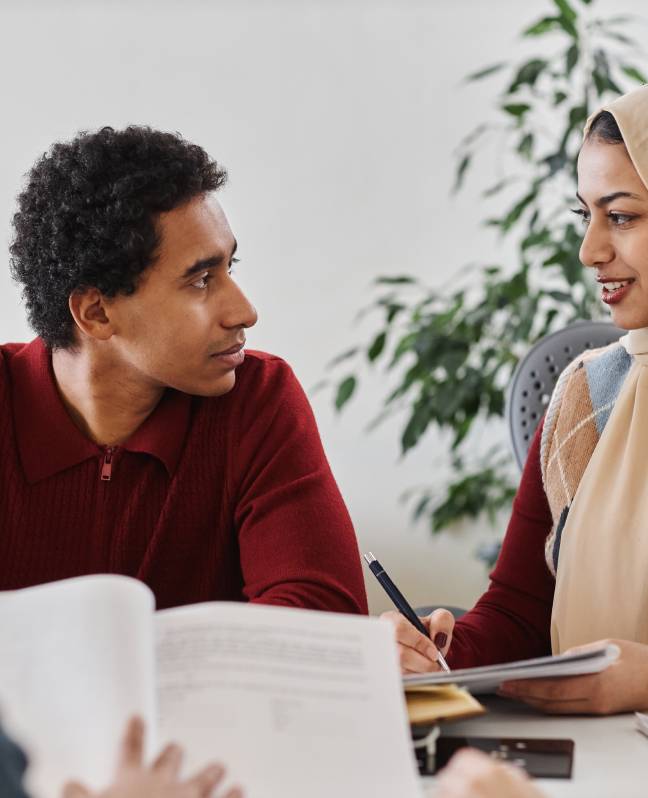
[449,422,555,668]
[0,339,368,614]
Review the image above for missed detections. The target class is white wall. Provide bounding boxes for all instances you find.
[0,0,641,613]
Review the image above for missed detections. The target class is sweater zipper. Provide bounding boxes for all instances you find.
[101,446,115,482]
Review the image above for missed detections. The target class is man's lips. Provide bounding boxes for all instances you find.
[209,340,246,369]
[210,340,246,357]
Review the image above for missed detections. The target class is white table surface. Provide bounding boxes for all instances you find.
[422,696,648,797]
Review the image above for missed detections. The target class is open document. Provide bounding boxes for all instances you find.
[403,644,620,694]
[0,575,423,798]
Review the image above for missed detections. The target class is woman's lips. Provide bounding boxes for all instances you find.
[600,279,635,305]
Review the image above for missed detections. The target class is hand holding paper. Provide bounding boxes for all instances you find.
[403,642,620,700]
[498,639,648,715]
[61,718,240,798]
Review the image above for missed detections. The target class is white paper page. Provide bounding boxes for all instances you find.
[636,712,648,738]
[403,643,620,694]
[156,603,422,798]
[0,575,156,798]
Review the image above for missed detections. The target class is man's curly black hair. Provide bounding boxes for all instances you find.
[10,125,228,349]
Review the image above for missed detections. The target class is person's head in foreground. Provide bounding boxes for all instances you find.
[10,125,257,399]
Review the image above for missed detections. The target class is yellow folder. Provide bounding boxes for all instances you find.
[405,683,486,726]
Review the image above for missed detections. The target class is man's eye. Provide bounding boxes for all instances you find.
[192,272,212,289]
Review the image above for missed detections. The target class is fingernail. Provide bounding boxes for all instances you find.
[434,632,448,649]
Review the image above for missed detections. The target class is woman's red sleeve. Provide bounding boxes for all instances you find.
[447,422,555,667]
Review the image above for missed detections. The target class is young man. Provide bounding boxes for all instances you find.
[1,125,367,614]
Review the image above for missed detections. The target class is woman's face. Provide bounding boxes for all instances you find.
[577,137,648,329]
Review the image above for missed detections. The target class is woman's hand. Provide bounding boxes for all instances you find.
[498,639,648,715]
[380,608,455,674]
[61,717,242,798]
[434,749,546,798]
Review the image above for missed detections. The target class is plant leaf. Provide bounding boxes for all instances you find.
[374,275,416,285]
[522,16,561,37]
[553,0,577,25]
[499,188,538,233]
[326,347,358,369]
[465,62,507,82]
[507,59,548,92]
[621,64,648,84]
[482,177,515,198]
[453,153,472,193]
[334,376,357,411]
[565,43,579,76]
[367,331,387,362]
[518,132,533,160]
[502,103,531,118]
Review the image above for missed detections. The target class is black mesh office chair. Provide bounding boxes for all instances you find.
[506,320,624,470]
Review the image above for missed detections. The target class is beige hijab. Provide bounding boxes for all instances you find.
[551,86,648,653]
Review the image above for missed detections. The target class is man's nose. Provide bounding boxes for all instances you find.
[222,280,258,329]
[579,219,614,269]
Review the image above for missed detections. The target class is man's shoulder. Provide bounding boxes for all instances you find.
[234,349,297,390]
[0,342,30,384]
[0,342,29,361]
[195,350,307,424]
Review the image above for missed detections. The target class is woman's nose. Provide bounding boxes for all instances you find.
[579,219,614,269]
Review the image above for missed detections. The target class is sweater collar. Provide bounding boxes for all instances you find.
[9,338,191,484]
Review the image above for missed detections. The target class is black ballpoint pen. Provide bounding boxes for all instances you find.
[363,551,451,672]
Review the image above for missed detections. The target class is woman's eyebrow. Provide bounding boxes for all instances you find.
[576,190,643,207]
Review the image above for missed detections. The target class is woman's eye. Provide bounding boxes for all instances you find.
[609,212,634,226]
[571,208,590,225]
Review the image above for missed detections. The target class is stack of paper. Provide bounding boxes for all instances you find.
[403,644,620,694]
[0,575,425,798]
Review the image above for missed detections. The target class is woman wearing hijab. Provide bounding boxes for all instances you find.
[386,84,648,715]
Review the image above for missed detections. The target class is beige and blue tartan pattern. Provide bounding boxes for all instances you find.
[540,341,632,576]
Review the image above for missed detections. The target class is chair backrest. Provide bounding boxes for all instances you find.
[507,320,624,470]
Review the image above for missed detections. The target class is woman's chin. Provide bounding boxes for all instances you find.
[608,306,648,330]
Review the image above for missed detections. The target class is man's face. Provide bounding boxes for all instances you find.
[105,194,257,396]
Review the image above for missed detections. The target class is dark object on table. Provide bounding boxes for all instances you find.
[432,735,574,779]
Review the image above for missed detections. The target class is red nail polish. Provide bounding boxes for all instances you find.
[434,632,448,649]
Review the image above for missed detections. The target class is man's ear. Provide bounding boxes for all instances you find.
[68,288,115,341]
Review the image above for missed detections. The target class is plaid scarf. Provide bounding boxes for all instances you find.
[540,340,632,576]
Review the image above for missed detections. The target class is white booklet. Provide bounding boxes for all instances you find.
[636,712,648,739]
[0,575,423,798]
[403,644,620,694]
